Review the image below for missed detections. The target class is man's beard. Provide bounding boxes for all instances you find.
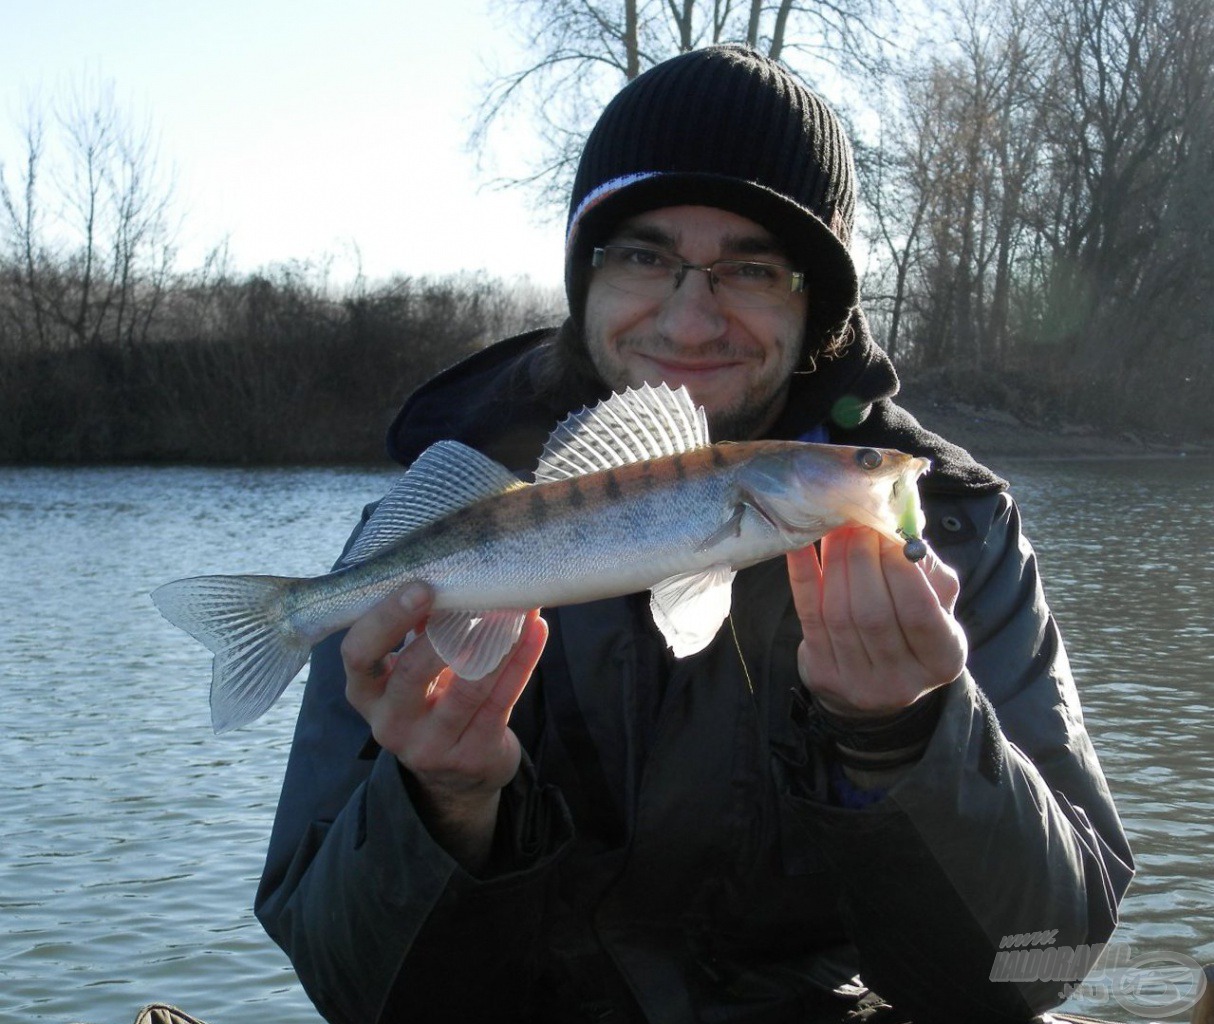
[703,386,790,441]
[592,334,796,441]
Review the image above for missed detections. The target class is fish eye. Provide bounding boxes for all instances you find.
[855,448,883,470]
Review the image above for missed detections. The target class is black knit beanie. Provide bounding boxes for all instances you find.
[564,44,859,364]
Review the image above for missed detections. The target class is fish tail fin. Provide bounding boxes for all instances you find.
[151,574,311,734]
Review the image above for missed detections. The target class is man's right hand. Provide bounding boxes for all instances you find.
[341,583,548,872]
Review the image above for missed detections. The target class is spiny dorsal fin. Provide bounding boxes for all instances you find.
[534,383,710,483]
[341,441,524,566]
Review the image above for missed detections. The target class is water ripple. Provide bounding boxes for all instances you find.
[3,460,1211,1024]
[1,466,397,1024]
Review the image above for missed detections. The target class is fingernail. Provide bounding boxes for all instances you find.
[399,583,429,611]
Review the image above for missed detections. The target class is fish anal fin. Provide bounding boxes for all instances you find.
[426,608,528,679]
[649,565,735,658]
[342,442,524,566]
[535,383,710,483]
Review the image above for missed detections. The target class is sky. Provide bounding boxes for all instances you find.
[0,0,569,289]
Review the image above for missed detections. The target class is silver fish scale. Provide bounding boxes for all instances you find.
[287,461,744,639]
[414,465,741,609]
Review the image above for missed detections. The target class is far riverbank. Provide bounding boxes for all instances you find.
[897,378,1213,462]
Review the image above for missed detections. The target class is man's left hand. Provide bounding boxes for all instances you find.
[787,526,967,716]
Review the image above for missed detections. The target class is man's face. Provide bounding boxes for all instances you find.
[583,205,807,440]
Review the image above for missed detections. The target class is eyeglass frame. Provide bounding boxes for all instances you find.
[590,244,806,308]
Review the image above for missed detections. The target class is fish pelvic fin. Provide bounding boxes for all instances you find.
[426,608,528,679]
[534,382,710,483]
[151,575,310,734]
[649,565,736,657]
[341,441,525,567]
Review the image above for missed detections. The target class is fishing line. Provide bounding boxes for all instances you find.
[728,612,755,699]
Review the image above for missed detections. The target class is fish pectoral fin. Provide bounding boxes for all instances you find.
[693,502,780,553]
[693,506,747,553]
[649,566,735,658]
[341,442,525,566]
[426,608,528,680]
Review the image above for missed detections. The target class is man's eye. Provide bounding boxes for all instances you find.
[713,262,781,286]
[621,248,667,268]
[722,261,779,282]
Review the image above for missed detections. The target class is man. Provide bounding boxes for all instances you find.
[256,45,1131,1024]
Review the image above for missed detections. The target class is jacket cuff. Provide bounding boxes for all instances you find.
[483,753,576,879]
[800,686,946,772]
[388,750,574,888]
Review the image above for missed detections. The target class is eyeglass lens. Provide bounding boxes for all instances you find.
[592,246,801,309]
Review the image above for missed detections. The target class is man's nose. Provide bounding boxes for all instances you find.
[654,267,728,344]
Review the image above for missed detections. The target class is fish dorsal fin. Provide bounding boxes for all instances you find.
[340,441,524,566]
[649,564,736,657]
[534,383,710,483]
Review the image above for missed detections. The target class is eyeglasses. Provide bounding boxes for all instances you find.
[591,245,805,310]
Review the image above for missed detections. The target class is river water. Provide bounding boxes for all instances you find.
[1,458,1210,1024]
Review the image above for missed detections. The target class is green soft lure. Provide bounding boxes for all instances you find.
[851,446,930,563]
[897,488,928,562]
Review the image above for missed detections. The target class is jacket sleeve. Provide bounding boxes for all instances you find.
[253,517,573,1024]
[783,491,1134,1023]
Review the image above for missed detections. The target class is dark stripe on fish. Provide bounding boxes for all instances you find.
[462,507,498,551]
[602,471,623,501]
[529,485,551,521]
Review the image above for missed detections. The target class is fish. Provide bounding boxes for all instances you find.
[152,383,930,733]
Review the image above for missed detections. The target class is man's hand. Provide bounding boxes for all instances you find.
[342,583,548,871]
[787,526,967,716]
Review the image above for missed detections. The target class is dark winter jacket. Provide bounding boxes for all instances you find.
[255,329,1132,1024]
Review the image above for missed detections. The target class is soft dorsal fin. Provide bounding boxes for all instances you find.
[340,441,524,566]
[534,383,710,483]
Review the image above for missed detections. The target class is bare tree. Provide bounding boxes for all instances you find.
[0,76,177,352]
[857,0,1211,436]
[472,0,898,213]
[1035,0,1213,358]
[855,112,934,364]
[864,5,1039,371]
[0,103,51,350]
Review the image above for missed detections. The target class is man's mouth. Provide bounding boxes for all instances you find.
[635,352,745,377]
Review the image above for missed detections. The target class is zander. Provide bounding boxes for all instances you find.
[152,384,929,733]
